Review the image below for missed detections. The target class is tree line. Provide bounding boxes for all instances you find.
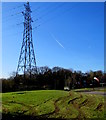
[1,66,105,92]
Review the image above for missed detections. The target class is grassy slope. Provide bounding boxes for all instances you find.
[2,90,105,119]
[0,93,1,113]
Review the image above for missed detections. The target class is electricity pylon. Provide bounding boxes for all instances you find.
[16,2,37,78]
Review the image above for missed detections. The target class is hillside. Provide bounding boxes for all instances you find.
[2,90,105,120]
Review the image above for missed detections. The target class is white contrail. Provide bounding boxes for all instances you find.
[50,33,65,49]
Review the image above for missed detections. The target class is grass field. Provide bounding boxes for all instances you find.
[1,90,105,120]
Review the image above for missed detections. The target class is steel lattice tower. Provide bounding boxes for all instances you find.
[16,2,36,78]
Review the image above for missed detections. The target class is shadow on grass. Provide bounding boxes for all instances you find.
[2,113,67,120]
[2,113,105,120]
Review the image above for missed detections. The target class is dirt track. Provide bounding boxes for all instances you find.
[76,90,106,96]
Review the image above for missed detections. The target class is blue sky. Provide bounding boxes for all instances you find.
[2,2,104,78]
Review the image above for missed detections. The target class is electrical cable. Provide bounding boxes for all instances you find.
[32,3,79,30]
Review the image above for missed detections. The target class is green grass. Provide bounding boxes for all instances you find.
[2,90,105,119]
[0,93,2,113]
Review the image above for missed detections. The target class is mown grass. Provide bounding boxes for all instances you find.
[2,90,105,120]
[2,90,68,116]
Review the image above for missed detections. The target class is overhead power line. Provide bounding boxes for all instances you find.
[3,12,22,23]
[32,3,79,30]
[33,2,65,22]
[3,3,80,38]
[9,4,24,11]
[2,3,24,11]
